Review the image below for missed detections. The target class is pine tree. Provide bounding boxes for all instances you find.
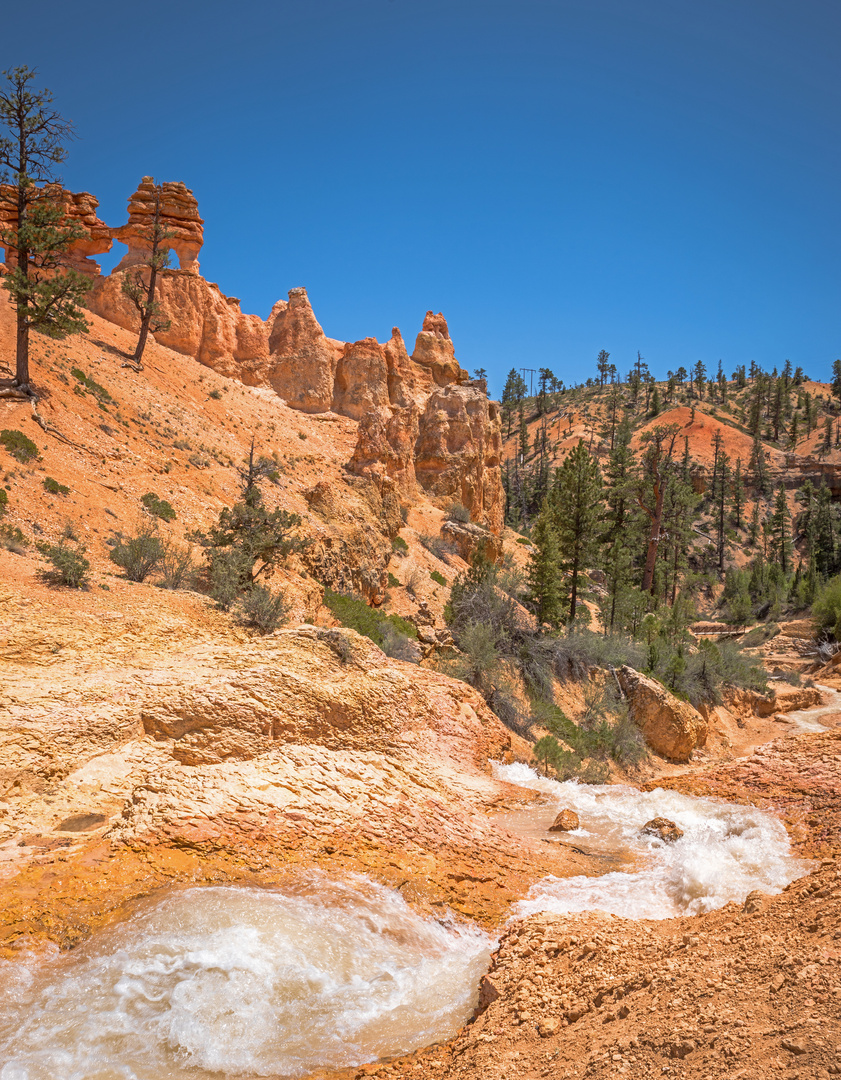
[552,440,603,621]
[0,67,91,392]
[731,458,744,530]
[814,483,836,578]
[770,484,792,574]
[636,424,680,593]
[120,183,174,369]
[526,502,563,626]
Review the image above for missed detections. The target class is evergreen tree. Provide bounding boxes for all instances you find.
[832,359,841,404]
[501,368,526,437]
[814,483,836,578]
[526,502,563,626]
[636,424,680,593]
[731,457,744,530]
[120,183,174,369]
[551,440,602,621]
[0,67,91,392]
[770,484,792,574]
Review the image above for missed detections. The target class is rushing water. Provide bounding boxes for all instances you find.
[493,761,811,920]
[0,876,493,1080]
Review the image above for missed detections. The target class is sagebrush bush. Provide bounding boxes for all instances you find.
[158,542,196,590]
[445,502,471,523]
[43,477,69,496]
[37,540,90,588]
[321,588,418,652]
[141,492,176,521]
[0,523,27,554]
[813,575,841,640]
[0,429,38,463]
[109,526,163,582]
[235,585,289,634]
[0,488,7,516]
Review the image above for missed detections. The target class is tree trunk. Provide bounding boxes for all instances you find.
[15,309,29,388]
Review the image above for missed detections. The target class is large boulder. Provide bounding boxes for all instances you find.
[616,667,707,762]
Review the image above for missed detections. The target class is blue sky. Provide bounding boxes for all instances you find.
[4,0,839,397]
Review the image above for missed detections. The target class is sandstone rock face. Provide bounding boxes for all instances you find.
[549,808,580,832]
[265,287,344,412]
[640,817,684,842]
[347,404,419,498]
[112,177,203,274]
[332,337,391,420]
[0,184,112,277]
[411,311,468,386]
[440,519,503,563]
[416,386,504,533]
[617,666,707,762]
[88,270,270,379]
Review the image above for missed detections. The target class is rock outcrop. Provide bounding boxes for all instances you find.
[112,177,203,273]
[0,185,112,277]
[13,176,504,540]
[617,666,708,762]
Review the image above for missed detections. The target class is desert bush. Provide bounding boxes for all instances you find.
[141,492,176,521]
[430,569,447,587]
[321,588,418,651]
[43,477,69,496]
[37,540,90,588]
[208,388,223,400]
[109,525,164,582]
[391,535,409,556]
[0,429,38,463]
[813,575,841,640]
[0,488,7,516]
[552,630,645,680]
[208,547,252,609]
[387,571,400,588]
[380,622,421,663]
[70,368,113,403]
[405,564,426,597]
[0,523,27,554]
[235,585,290,634]
[445,502,471,523]
[188,451,210,469]
[158,542,197,590]
[417,533,453,561]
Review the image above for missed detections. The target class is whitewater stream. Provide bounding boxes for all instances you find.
[0,691,837,1078]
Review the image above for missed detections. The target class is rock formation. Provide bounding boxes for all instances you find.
[617,666,708,762]
[5,177,504,537]
[112,177,203,273]
[0,184,112,277]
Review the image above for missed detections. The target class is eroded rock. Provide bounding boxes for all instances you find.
[549,809,580,832]
[617,667,707,762]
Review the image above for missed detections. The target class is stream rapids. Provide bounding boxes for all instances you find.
[0,694,835,1078]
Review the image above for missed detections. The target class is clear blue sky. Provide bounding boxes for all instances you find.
[4,0,840,397]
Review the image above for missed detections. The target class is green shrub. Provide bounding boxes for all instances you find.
[387,572,400,588]
[430,570,447,587]
[0,429,38,463]
[158,542,196,590]
[813,575,841,640]
[37,541,90,587]
[70,368,113,403]
[109,527,164,582]
[391,536,409,556]
[0,523,27,554]
[43,477,70,496]
[322,588,418,651]
[141,492,176,521]
[208,388,223,400]
[205,547,251,609]
[0,488,7,515]
[445,502,470,523]
[235,585,289,634]
[516,536,532,546]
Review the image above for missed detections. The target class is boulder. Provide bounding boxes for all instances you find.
[616,667,707,762]
[640,817,684,842]
[549,809,580,832]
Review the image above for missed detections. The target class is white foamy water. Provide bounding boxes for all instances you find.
[0,875,493,1080]
[494,762,810,921]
